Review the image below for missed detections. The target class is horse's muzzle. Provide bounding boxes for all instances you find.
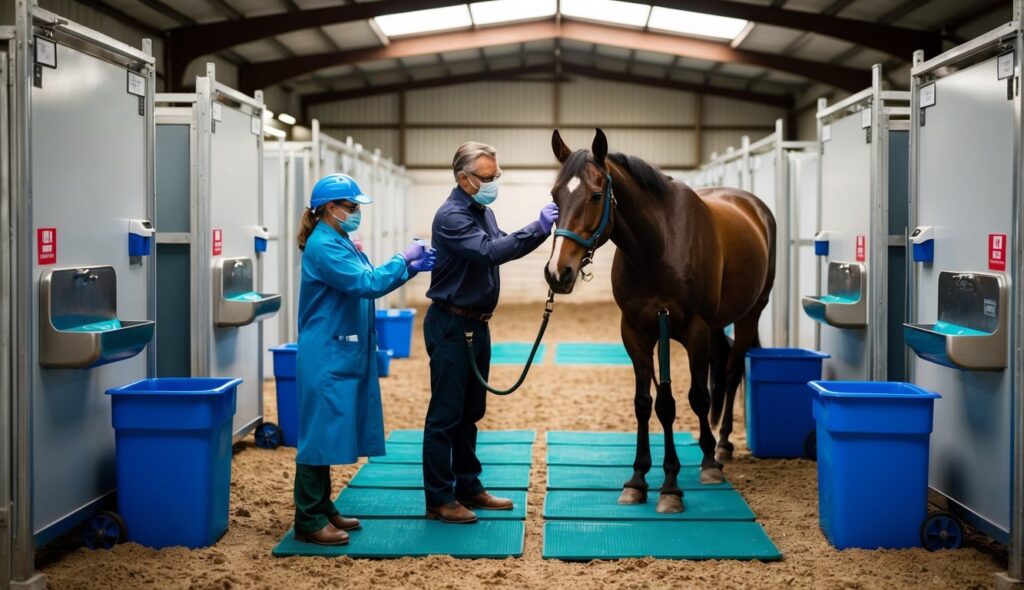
[545,265,576,294]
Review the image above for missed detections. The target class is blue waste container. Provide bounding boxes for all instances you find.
[745,348,830,458]
[809,380,940,550]
[375,309,416,358]
[270,344,299,447]
[106,377,242,549]
[377,348,394,377]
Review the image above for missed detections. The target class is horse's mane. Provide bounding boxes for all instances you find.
[607,152,674,198]
[556,149,675,199]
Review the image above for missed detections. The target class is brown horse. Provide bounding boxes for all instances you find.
[545,129,775,513]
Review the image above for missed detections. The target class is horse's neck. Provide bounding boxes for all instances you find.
[609,177,699,266]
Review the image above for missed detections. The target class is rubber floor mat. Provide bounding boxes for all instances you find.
[370,442,532,465]
[546,430,696,446]
[336,488,527,520]
[547,444,703,467]
[554,343,632,366]
[543,490,754,521]
[386,429,536,445]
[546,465,731,491]
[349,463,531,490]
[542,521,780,561]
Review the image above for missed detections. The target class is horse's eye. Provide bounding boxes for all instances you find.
[590,192,602,201]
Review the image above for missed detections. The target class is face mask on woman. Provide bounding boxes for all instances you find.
[332,209,361,234]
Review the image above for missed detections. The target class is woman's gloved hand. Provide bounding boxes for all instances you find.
[408,248,436,274]
[538,202,560,234]
[402,241,426,262]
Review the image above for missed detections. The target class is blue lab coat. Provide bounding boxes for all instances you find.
[295,221,410,466]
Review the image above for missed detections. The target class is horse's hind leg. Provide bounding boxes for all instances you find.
[619,316,656,505]
[717,312,762,462]
[708,329,731,430]
[681,317,724,485]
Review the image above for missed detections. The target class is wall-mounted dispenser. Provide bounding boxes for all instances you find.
[814,230,831,256]
[254,226,269,253]
[910,226,934,263]
[129,219,155,257]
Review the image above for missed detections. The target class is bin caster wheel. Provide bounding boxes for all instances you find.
[921,511,963,551]
[803,430,817,461]
[82,510,126,550]
[255,422,283,449]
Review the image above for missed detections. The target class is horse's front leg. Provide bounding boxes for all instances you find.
[619,317,656,505]
[684,318,724,484]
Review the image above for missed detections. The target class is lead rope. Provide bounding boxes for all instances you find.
[465,290,556,395]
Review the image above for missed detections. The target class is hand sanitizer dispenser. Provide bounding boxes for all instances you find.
[814,230,831,256]
[128,219,154,257]
[910,226,934,263]
[254,226,269,253]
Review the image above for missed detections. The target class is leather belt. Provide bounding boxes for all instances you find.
[434,302,493,323]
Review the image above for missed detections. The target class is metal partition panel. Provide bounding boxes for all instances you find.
[262,143,285,366]
[750,150,782,346]
[789,151,819,349]
[210,102,264,437]
[0,45,12,588]
[29,34,151,543]
[818,110,871,380]
[912,53,1014,542]
[285,151,309,344]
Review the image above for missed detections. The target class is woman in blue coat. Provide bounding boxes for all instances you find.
[293,174,435,546]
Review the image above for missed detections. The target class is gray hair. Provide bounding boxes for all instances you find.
[452,141,498,179]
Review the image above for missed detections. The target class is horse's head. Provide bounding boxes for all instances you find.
[545,128,615,294]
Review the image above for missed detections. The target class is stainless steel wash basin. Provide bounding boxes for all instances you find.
[213,257,281,327]
[802,261,867,329]
[39,266,155,369]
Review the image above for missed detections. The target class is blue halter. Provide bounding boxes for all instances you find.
[554,173,615,251]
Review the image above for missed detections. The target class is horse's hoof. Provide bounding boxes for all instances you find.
[715,446,734,463]
[618,487,647,505]
[700,467,725,485]
[655,494,684,514]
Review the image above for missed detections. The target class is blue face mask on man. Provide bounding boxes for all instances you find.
[467,174,499,206]
[332,209,361,234]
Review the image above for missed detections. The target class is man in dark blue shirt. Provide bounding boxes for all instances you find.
[423,141,559,523]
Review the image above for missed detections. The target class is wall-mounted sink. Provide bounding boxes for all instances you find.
[802,262,867,328]
[904,271,1007,371]
[213,257,281,328]
[39,266,155,369]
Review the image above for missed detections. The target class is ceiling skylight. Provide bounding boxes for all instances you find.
[470,0,557,26]
[374,5,473,37]
[648,6,748,40]
[560,0,652,28]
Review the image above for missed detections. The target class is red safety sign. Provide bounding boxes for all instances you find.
[989,233,1007,272]
[213,229,223,256]
[855,235,866,262]
[37,227,56,265]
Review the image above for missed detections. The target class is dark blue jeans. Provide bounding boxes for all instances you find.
[422,304,490,507]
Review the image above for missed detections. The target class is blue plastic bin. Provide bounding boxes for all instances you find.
[377,348,393,377]
[106,377,242,549]
[809,381,940,550]
[270,344,299,447]
[375,309,416,358]
[745,348,830,458]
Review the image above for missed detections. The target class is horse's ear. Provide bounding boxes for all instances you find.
[592,128,608,166]
[551,129,572,164]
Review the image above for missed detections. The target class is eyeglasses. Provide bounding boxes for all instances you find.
[466,170,502,184]
[336,202,360,213]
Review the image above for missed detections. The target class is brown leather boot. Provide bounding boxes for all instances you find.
[426,501,478,523]
[294,523,349,546]
[328,514,361,531]
[460,492,514,511]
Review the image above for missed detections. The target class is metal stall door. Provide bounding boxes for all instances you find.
[0,45,13,587]
[789,151,819,350]
[262,145,286,366]
[886,130,909,382]
[750,151,781,346]
[30,36,152,543]
[210,102,264,438]
[818,110,871,380]
[912,54,1014,542]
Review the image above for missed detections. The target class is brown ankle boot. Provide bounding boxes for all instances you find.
[460,492,514,511]
[295,523,350,546]
[426,501,478,523]
[328,514,361,531]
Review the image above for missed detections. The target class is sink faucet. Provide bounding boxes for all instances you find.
[74,269,99,283]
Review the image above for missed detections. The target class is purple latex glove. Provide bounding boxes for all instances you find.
[538,202,560,234]
[402,241,425,263]
[409,250,436,274]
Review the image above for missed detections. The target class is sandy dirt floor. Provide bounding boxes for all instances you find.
[40,302,1006,589]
